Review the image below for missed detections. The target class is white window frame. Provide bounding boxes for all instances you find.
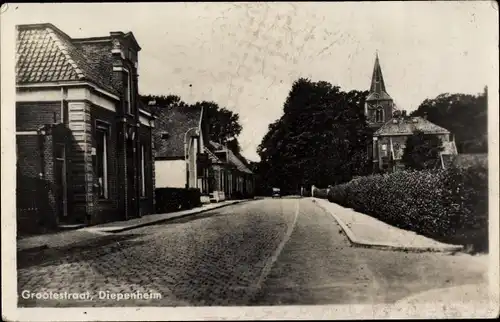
[96,123,109,199]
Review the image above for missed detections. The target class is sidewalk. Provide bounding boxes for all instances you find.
[312,197,464,252]
[17,199,246,253]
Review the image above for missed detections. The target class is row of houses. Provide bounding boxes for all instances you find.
[152,100,255,202]
[15,23,254,235]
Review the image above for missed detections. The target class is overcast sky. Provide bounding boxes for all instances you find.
[4,2,498,161]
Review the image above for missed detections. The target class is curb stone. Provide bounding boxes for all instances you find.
[17,199,250,252]
[99,200,246,233]
[311,198,464,253]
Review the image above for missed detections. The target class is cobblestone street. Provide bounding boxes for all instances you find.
[17,198,488,307]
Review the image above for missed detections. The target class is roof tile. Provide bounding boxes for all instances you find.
[16,24,119,95]
[375,116,451,136]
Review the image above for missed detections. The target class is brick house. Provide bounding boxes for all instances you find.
[364,53,457,172]
[16,23,155,234]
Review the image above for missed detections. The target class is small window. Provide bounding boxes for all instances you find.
[95,124,109,199]
[376,109,384,122]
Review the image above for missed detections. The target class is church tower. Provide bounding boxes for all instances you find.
[365,53,394,130]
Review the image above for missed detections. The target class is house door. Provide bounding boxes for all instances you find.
[54,143,68,221]
[126,138,137,218]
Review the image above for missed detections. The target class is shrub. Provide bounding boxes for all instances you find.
[155,188,201,213]
[326,163,488,251]
[313,187,329,199]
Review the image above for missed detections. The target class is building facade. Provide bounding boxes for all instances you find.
[16,23,155,234]
[365,54,457,172]
[207,141,255,201]
[153,103,211,196]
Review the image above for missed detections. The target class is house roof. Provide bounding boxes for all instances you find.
[204,146,223,164]
[16,23,138,96]
[374,116,451,136]
[154,104,203,158]
[209,141,253,174]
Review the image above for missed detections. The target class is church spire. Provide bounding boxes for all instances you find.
[370,52,387,94]
[366,52,392,102]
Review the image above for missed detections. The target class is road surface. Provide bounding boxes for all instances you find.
[17,197,488,307]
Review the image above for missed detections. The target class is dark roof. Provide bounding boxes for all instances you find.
[209,141,253,174]
[375,116,451,136]
[16,23,138,96]
[366,53,392,102]
[154,105,202,158]
[204,146,223,164]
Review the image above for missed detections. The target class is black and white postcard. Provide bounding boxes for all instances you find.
[1,2,499,321]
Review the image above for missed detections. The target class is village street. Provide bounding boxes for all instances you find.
[17,197,487,307]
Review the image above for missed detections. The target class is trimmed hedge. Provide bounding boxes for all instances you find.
[155,188,201,213]
[322,164,488,252]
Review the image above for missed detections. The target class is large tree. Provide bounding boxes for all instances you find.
[257,78,370,192]
[191,101,243,153]
[410,89,487,153]
[401,130,444,170]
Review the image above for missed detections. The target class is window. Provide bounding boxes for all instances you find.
[140,143,146,197]
[376,108,384,122]
[124,70,133,115]
[95,123,109,199]
[381,144,388,157]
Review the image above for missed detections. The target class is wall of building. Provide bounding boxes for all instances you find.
[376,133,451,170]
[188,137,198,188]
[155,160,186,188]
[16,101,61,131]
[366,100,393,129]
[90,104,121,224]
[138,124,155,216]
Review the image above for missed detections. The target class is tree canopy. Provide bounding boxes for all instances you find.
[257,78,371,192]
[401,130,444,170]
[410,89,487,153]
